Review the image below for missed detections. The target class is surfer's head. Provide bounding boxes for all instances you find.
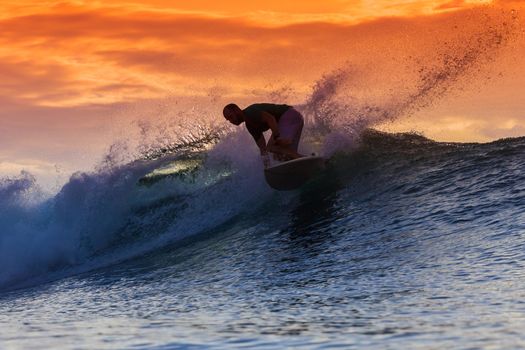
[223,103,244,126]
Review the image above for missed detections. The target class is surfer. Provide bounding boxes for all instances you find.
[222,103,304,167]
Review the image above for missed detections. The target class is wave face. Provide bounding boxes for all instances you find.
[0,128,270,289]
[1,129,524,292]
[1,130,525,349]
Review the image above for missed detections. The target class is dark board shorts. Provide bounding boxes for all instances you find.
[278,108,304,152]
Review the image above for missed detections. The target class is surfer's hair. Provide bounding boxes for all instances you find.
[223,103,239,117]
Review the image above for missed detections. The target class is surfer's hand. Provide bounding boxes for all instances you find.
[274,138,292,146]
[262,153,271,168]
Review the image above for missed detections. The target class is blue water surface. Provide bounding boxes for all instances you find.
[1,132,525,349]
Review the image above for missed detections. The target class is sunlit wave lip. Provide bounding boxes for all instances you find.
[138,156,234,187]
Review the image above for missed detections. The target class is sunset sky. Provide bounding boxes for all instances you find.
[1,0,524,187]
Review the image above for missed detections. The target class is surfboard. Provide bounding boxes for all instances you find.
[264,156,325,191]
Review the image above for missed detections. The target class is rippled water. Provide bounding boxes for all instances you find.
[1,131,525,349]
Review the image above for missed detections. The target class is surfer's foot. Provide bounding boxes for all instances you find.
[286,152,305,160]
[269,145,304,161]
[273,153,292,161]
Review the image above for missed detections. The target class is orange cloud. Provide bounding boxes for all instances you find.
[0,0,523,144]
[436,0,470,10]
[1,3,516,106]
[0,58,78,103]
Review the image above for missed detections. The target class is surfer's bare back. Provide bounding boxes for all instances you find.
[222,103,304,167]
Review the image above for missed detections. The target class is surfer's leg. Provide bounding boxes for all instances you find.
[266,141,301,160]
[266,137,293,160]
[265,109,304,160]
[278,108,304,156]
[266,137,282,160]
[289,115,303,152]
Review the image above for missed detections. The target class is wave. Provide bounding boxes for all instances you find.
[0,129,275,291]
[2,128,525,292]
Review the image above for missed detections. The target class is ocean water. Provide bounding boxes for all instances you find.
[1,130,525,349]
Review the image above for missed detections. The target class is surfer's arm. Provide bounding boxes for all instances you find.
[255,135,271,167]
[255,135,267,155]
[261,111,291,146]
[260,111,280,140]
